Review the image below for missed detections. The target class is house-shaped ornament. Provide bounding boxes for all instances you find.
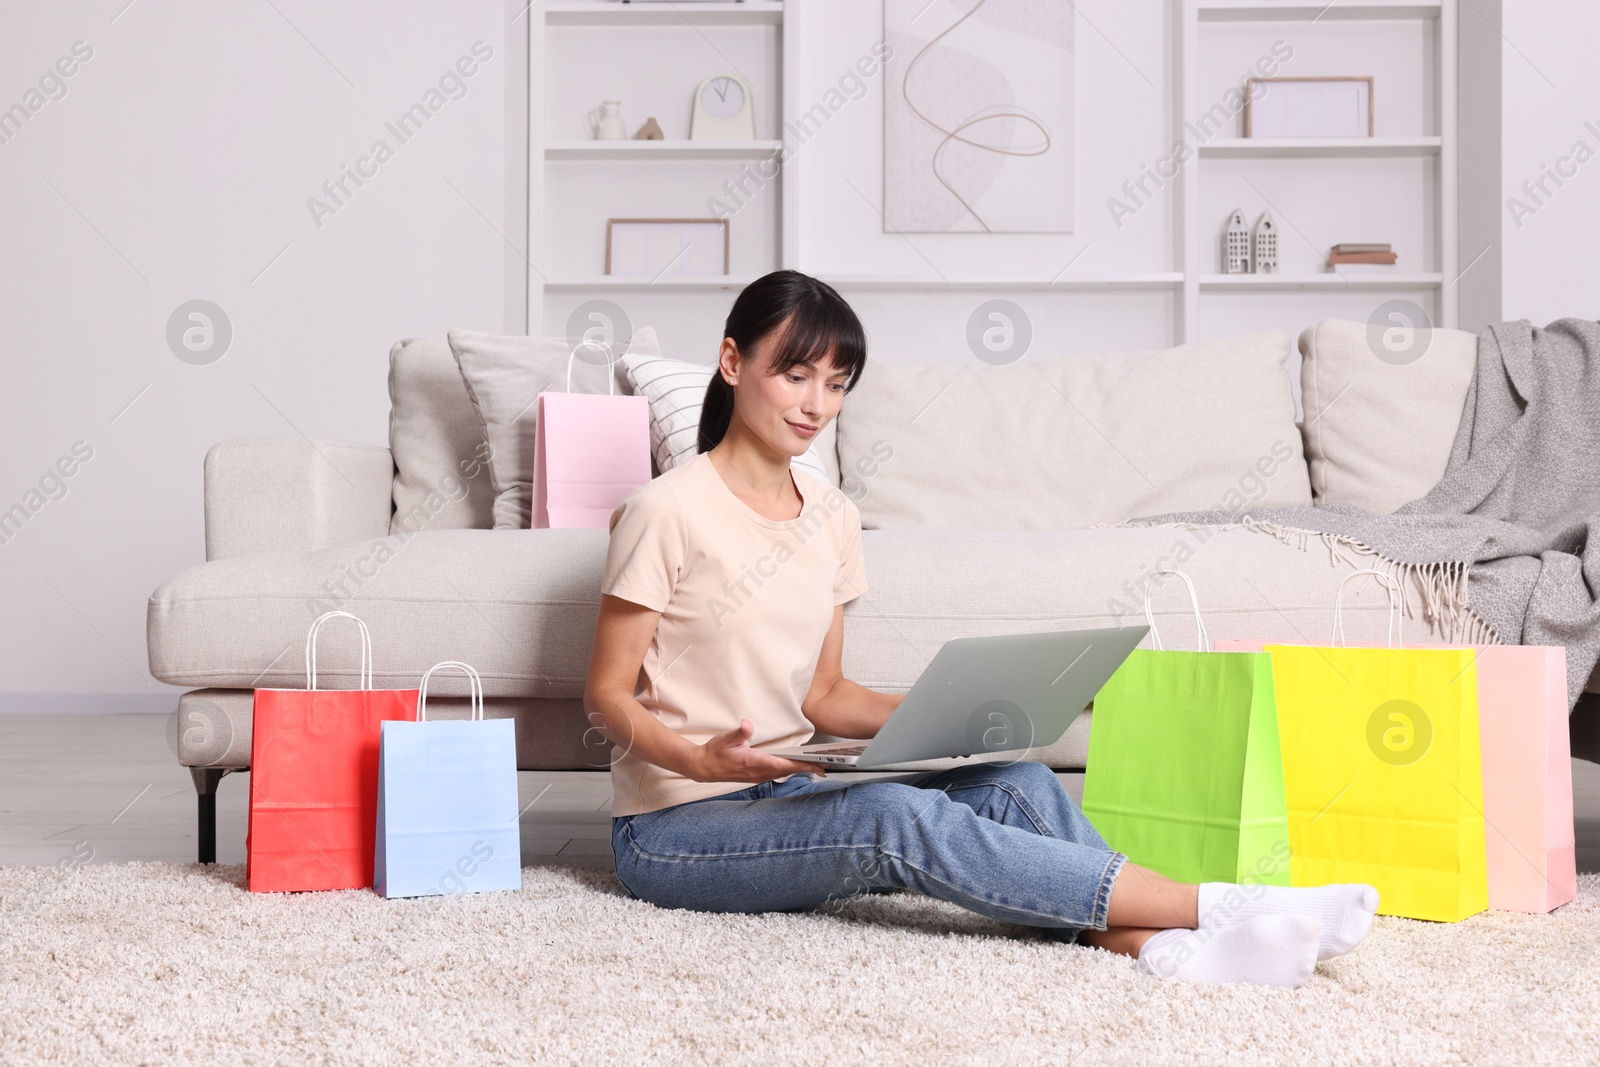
[1253,211,1279,273]
[1224,209,1251,273]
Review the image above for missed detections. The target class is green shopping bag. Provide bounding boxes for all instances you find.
[1081,570,1291,886]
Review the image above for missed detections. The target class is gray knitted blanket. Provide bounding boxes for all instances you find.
[1125,317,1600,710]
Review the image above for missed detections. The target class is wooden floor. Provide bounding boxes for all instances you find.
[4,714,1600,875]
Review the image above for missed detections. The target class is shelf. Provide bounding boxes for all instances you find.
[544,1,784,26]
[1199,273,1443,290]
[1183,0,1457,330]
[545,274,1184,294]
[819,274,1183,291]
[545,140,783,160]
[545,276,758,291]
[1198,1,1440,21]
[1199,137,1441,158]
[551,273,1441,293]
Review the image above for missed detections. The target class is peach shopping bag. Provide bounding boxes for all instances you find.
[1217,569,1576,914]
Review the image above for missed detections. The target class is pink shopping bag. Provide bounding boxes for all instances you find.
[1217,569,1576,914]
[531,345,651,529]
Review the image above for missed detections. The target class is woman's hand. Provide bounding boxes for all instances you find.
[691,718,826,783]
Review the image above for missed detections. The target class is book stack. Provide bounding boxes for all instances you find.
[1326,243,1396,272]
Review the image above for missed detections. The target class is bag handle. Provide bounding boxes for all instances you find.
[305,610,373,690]
[416,661,485,722]
[1143,569,1210,652]
[1331,568,1404,649]
[564,341,620,396]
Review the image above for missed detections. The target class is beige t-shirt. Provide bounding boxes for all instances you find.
[600,450,869,817]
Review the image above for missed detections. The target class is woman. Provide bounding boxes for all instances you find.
[585,270,1378,987]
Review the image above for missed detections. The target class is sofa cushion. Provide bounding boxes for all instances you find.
[620,352,840,487]
[388,338,497,535]
[834,330,1311,530]
[148,524,1466,699]
[448,326,662,530]
[1298,318,1476,515]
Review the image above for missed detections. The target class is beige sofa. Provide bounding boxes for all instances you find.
[149,318,1590,862]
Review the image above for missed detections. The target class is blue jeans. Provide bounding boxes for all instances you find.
[611,760,1129,944]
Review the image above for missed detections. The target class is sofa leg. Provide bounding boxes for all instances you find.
[190,768,231,864]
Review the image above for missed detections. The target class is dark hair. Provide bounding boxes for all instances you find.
[697,270,867,453]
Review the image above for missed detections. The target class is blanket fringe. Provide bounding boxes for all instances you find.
[1127,516,1502,645]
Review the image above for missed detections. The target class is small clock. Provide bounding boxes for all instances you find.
[690,72,755,141]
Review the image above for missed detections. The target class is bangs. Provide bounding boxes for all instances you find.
[758,289,868,393]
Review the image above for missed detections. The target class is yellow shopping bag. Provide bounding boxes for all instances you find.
[1266,642,1487,922]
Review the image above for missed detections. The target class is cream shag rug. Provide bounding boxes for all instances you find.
[2,863,1599,1066]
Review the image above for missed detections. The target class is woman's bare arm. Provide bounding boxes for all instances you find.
[585,593,822,783]
[800,603,903,739]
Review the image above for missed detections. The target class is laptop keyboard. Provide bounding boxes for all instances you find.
[807,743,868,756]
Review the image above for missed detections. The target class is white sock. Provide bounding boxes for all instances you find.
[1196,881,1379,962]
[1134,914,1321,988]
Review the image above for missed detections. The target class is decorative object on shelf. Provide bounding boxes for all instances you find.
[690,73,755,141]
[587,99,628,141]
[605,218,730,277]
[633,116,664,140]
[1245,77,1373,138]
[884,0,1074,233]
[1326,242,1397,272]
[1224,209,1251,273]
[1329,243,1396,263]
[1252,211,1278,274]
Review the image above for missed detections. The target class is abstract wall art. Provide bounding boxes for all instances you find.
[883,0,1075,234]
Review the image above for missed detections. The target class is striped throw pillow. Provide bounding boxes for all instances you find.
[620,353,840,487]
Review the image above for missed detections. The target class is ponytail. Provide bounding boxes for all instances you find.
[698,367,738,456]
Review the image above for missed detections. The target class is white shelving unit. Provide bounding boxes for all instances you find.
[818,274,1184,292]
[1199,272,1445,290]
[1196,1,1442,21]
[527,0,795,336]
[1179,0,1458,338]
[525,1,1458,350]
[1198,136,1442,158]
[544,140,784,161]
[543,275,761,292]
[543,1,784,25]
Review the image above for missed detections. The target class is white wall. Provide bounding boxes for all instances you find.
[0,0,526,710]
[1495,0,1600,326]
[1458,0,1600,332]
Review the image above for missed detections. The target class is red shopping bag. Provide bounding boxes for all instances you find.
[1217,569,1576,914]
[246,611,417,893]
[531,344,651,529]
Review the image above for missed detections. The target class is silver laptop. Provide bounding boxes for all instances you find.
[773,625,1149,768]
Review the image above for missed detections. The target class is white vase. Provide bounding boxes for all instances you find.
[589,100,627,141]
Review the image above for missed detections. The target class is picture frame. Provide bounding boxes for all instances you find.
[1244,77,1374,138]
[604,218,730,278]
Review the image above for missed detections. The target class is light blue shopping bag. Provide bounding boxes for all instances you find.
[375,661,522,898]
